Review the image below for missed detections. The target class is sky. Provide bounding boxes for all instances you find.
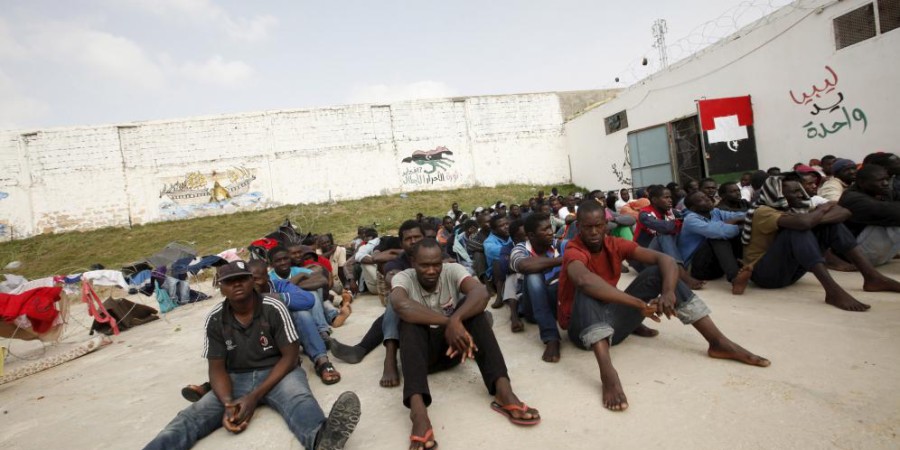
[0,0,793,130]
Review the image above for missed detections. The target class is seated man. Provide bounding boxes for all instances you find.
[353,228,381,294]
[716,181,750,212]
[509,213,564,362]
[393,239,540,449]
[678,191,749,293]
[144,261,360,450]
[862,152,900,200]
[269,247,346,337]
[465,210,491,280]
[633,185,705,289]
[559,201,769,412]
[181,260,342,398]
[699,177,720,205]
[739,175,900,310]
[329,220,425,388]
[818,158,856,202]
[495,219,526,331]
[484,215,512,281]
[839,164,900,266]
[316,233,352,303]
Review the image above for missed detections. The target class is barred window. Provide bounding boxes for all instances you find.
[834,3,877,50]
[879,0,900,33]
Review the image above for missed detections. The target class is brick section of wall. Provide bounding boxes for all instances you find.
[0,92,578,238]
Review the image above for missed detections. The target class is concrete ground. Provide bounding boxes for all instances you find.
[1,261,899,449]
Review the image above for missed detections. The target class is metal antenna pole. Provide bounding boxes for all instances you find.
[652,19,669,69]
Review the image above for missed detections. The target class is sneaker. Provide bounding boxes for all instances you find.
[315,391,361,450]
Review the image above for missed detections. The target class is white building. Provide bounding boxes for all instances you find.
[566,0,899,190]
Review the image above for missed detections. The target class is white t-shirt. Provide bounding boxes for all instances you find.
[558,206,577,220]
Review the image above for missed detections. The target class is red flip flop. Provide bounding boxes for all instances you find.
[491,401,541,426]
[410,428,438,449]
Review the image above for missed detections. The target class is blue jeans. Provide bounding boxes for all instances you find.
[519,273,560,343]
[310,289,339,333]
[292,310,327,362]
[649,234,685,264]
[144,367,325,450]
[567,266,710,349]
[631,234,684,272]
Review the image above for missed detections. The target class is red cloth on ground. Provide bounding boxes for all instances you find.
[557,235,637,330]
[0,286,62,333]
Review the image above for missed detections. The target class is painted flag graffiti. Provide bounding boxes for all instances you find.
[697,96,759,175]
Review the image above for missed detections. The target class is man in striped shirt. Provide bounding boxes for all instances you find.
[145,261,360,450]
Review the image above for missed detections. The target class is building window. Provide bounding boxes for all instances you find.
[879,0,900,33]
[627,125,673,188]
[834,3,877,50]
[604,111,628,135]
[833,1,899,50]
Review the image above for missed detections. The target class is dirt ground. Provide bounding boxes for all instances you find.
[1,261,899,449]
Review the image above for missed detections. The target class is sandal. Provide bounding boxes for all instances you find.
[180,382,210,403]
[316,361,342,385]
[490,401,541,426]
[410,428,438,449]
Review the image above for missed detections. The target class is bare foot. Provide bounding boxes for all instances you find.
[679,268,706,290]
[510,317,524,333]
[708,339,771,367]
[631,323,658,338]
[731,265,753,295]
[863,275,900,293]
[409,409,436,450]
[542,340,561,363]
[825,250,857,272]
[491,295,505,309]
[825,291,871,312]
[331,304,352,327]
[380,358,401,388]
[600,370,628,411]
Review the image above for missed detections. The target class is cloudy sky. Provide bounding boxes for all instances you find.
[0,0,792,130]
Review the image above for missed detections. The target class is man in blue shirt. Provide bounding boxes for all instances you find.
[268,246,341,341]
[483,215,512,281]
[678,191,749,294]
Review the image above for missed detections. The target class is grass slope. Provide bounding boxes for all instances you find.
[0,184,582,279]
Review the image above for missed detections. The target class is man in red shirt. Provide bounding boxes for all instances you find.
[558,200,769,412]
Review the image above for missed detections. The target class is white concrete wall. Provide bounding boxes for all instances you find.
[566,0,900,190]
[0,93,570,239]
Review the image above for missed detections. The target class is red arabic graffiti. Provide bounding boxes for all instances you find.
[789,65,838,106]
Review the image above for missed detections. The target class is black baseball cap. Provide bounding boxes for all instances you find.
[216,260,252,283]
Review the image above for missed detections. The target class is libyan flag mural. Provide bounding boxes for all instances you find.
[697,96,759,175]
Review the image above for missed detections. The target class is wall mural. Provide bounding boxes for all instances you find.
[610,143,632,187]
[790,66,868,140]
[400,146,461,187]
[159,166,266,219]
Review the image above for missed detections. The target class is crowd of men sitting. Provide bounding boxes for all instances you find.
[144,151,899,450]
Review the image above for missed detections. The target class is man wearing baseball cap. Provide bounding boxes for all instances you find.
[145,261,361,450]
[818,158,857,201]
